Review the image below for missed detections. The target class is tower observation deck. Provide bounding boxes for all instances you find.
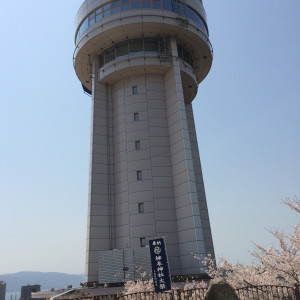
[74,0,215,283]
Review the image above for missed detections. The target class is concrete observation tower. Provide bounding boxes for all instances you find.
[74,0,215,284]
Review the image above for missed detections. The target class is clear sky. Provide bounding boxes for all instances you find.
[0,1,299,275]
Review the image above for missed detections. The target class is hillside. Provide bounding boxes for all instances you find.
[0,272,84,293]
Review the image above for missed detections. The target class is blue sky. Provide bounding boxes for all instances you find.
[0,1,299,275]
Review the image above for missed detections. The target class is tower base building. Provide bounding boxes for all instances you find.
[74,0,215,283]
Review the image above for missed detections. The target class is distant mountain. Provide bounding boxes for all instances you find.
[0,272,84,293]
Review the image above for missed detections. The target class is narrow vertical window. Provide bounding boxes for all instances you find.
[138,203,144,213]
[135,140,141,150]
[134,112,139,121]
[140,237,146,247]
[132,86,137,94]
[137,170,142,180]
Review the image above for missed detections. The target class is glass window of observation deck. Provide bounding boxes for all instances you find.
[162,0,172,11]
[132,0,140,9]
[179,2,185,14]
[129,39,143,52]
[105,46,115,63]
[76,0,208,44]
[96,14,103,21]
[116,41,129,57]
[89,18,95,26]
[183,48,193,66]
[79,18,88,36]
[152,0,161,9]
[144,38,158,52]
[89,12,95,26]
[103,10,111,17]
[99,55,104,68]
[121,0,130,11]
[103,3,111,17]
[142,0,151,9]
[76,31,80,44]
[103,3,111,10]
[112,0,120,13]
[96,8,103,21]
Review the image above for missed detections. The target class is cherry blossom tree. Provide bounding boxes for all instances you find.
[124,278,155,294]
[251,197,300,285]
[201,197,300,288]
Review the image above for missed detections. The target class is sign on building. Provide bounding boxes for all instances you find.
[149,238,172,292]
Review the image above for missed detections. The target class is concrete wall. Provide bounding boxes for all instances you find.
[112,73,181,274]
[86,63,113,282]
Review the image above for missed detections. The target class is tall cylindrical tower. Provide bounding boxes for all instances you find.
[74,0,214,283]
